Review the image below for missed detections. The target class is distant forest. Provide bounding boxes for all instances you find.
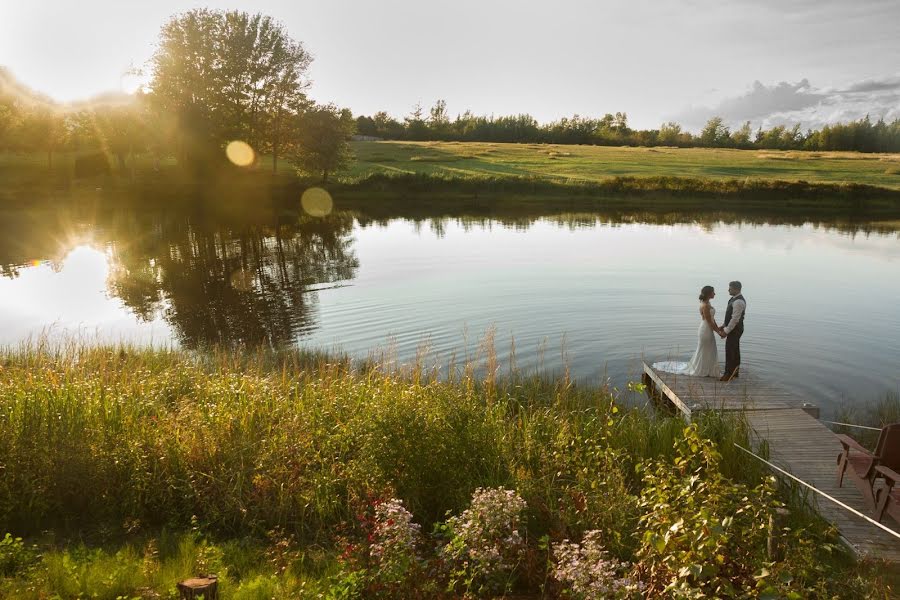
[1,5,899,172]
[356,102,900,153]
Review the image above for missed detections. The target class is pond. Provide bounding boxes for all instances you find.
[1,202,898,416]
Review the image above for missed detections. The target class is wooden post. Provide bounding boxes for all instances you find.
[800,403,820,419]
[641,372,653,397]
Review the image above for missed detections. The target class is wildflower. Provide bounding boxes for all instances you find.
[369,498,421,582]
[444,487,527,574]
[552,530,641,599]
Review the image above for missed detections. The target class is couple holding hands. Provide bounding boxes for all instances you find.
[654,281,746,381]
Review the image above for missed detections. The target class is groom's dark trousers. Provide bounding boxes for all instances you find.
[724,324,743,378]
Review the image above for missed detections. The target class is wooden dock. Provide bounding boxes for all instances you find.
[642,361,900,563]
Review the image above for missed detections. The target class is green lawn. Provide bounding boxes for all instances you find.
[5,143,899,190]
[346,141,900,189]
[4,144,900,212]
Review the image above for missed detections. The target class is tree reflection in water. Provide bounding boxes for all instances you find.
[0,206,358,347]
[106,212,359,347]
[1,198,897,347]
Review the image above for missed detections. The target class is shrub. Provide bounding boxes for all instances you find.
[369,498,422,585]
[441,487,528,595]
[0,533,38,577]
[552,530,642,598]
[635,424,776,597]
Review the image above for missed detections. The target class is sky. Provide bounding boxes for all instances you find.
[2,0,899,131]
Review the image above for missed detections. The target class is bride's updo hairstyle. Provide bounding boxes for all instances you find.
[699,285,714,302]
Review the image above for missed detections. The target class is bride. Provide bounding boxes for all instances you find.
[653,285,724,377]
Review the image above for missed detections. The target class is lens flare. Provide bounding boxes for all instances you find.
[301,187,333,217]
[225,141,255,167]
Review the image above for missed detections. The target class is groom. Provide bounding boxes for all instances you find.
[718,281,746,381]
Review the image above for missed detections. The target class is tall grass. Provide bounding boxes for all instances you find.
[831,392,900,448]
[0,339,759,539]
[0,529,341,599]
[336,171,900,213]
[0,340,894,597]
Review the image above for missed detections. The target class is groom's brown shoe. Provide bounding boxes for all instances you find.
[720,367,740,382]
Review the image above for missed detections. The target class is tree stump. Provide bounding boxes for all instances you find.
[177,575,218,599]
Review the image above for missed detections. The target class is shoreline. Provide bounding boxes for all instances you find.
[335,173,900,214]
[4,171,900,217]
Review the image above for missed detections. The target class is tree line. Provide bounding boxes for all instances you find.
[356,102,900,153]
[2,6,899,183]
[0,9,354,180]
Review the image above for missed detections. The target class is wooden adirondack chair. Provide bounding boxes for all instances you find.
[874,465,900,524]
[835,423,900,511]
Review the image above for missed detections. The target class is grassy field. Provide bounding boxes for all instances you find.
[347,141,900,189]
[4,144,900,215]
[5,142,900,190]
[0,342,896,598]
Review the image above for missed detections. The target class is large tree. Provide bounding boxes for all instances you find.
[70,99,152,172]
[149,9,311,169]
[700,116,730,147]
[0,100,17,151]
[293,104,355,182]
[0,68,25,150]
[19,106,68,169]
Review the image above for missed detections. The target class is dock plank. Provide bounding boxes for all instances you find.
[642,361,900,563]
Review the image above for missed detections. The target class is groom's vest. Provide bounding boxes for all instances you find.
[724,294,746,332]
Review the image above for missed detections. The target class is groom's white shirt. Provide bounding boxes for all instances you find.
[723,296,746,334]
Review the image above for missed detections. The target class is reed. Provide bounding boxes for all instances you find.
[335,171,900,213]
[0,341,894,597]
[831,392,900,448]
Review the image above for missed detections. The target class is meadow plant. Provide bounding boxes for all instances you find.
[635,424,778,597]
[0,533,38,577]
[552,530,641,599]
[0,344,894,598]
[369,498,422,584]
[442,487,527,594]
[329,496,426,597]
[264,527,301,576]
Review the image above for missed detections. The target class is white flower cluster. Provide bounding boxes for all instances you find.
[552,530,640,599]
[370,498,421,565]
[447,487,527,568]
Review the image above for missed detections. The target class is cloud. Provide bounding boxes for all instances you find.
[837,75,900,94]
[670,76,900,131]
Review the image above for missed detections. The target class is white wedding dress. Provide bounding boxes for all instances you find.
[653,303,720,377]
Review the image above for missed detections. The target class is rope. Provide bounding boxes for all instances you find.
[821,420,881,432]
[733,442,900,541]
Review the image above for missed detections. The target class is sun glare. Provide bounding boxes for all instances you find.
[225,141,256,167]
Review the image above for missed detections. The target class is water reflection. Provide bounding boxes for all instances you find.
[0,207,359,347]
[0,200,897,381]
[122,214,358,346]
[375,213,900,239]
